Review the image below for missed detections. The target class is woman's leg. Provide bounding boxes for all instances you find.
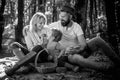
[87,36,120,66]
[10,42,29,55]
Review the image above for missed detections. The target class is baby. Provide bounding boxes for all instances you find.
[47,29,63,59]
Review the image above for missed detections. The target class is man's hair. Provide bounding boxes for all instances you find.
[60,5,75,16]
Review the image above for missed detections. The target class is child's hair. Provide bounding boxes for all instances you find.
[52,29,62,42]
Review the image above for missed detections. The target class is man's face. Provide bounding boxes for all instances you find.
[59,12,71,26]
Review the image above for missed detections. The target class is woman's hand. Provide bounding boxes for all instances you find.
[41,34,48,47]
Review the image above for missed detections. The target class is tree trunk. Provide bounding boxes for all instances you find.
[38,0,42,12]
[15,0,24,43]
[0,0,6,50]
[52,0,57,22]
[105,0,119,55]
[74,0,86,33]
[115,0,120,43]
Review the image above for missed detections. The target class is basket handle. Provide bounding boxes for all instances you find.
[34,48,48,67]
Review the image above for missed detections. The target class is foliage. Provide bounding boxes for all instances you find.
[1,0,119,52]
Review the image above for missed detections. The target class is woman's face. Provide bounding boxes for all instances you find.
[36,17,45,30]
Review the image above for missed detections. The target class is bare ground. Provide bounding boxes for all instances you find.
[1,45,119,80]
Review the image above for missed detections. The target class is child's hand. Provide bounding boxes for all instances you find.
[0,72,6,78]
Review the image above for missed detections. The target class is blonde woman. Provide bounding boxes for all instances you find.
[12,12,63,56]
[24,12,52,50]
[11,12,53,57]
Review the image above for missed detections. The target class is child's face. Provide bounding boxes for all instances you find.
[36,17,45,30]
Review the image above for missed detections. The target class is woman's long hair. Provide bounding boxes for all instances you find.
[23,25,29,36]
[29,12,47,32]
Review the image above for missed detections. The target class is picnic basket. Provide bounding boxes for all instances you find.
[34,49,57,73]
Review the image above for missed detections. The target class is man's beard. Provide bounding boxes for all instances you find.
[61,19,70,26]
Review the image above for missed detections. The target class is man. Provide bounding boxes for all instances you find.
[48,5,120,71]
[48,5,86,52]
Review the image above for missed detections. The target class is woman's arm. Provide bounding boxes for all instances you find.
[24,32,34,50]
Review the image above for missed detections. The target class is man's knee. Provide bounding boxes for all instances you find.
[87,37,99,51]
[92,37,108,46]
[87,37,107,50]
[88,37,102,43]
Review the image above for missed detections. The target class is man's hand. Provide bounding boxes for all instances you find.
[65,47,76,55]
[65,46,81,55]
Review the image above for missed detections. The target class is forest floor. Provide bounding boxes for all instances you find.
[0,43,119,80]
[0,31,120,80]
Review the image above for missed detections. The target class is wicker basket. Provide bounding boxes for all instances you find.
[34,49,57,73]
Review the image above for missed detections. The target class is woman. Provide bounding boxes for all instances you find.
[11,12,53,60]
[0,12,54,78]
[12,12,63,58]
[24,12,52,50]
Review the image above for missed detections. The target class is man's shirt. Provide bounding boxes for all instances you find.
[49,21,84,49]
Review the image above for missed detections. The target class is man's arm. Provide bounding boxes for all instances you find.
[74,23,87,53]
[65,34,87,54]
[76,34,87,53]
[65,23,87,54]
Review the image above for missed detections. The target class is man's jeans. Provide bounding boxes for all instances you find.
[68,37,120,70]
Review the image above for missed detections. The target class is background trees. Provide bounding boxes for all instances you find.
[0,0,119,54]
[15,0,24,43]
[105,0,120,55]
[0,0,6,50]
